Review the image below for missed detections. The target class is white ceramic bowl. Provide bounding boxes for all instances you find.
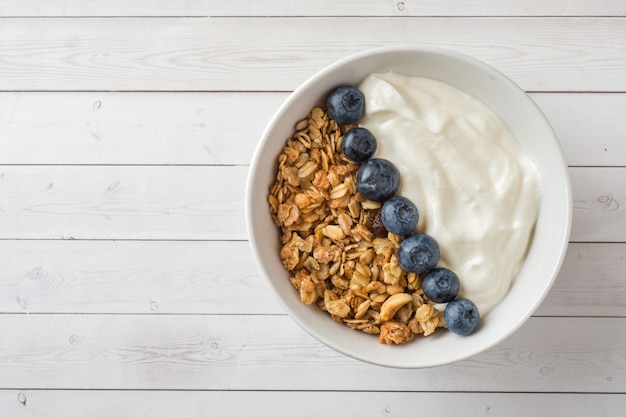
[246,46,572,368]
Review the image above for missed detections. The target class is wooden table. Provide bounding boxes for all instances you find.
[1,2,625,415]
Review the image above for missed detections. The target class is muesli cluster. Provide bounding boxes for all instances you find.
[268,105,445,345]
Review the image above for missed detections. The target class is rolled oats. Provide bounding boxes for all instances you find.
[268,106,447,345]
[379,321,414,345]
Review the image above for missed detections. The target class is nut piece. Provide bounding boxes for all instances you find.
[379,293,414,322]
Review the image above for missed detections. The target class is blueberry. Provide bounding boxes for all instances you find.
[356,158,400,202]
[422,268,460,303]
[444,298,480,336]
[397,233,439,274]
[381,196,419,236]
[326,85,365,125]
[342,127,377,162]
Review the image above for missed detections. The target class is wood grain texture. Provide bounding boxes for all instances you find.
[0,240,278,315]
[0,18,625,91]
[0,165,247,240]
[2,390,626,417]
[1,0,625,17]
[535,243,626,317]
[2,92,626,166]
[0,314,623,392]
[531,93,626,167]
[0,240,623,317]
[571,167,626,242]
[0,165,621,241]
[0,92,284,165]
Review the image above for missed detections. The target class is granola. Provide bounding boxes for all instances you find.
[268,106,446,345]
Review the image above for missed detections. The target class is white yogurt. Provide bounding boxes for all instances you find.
[358,72,541,316]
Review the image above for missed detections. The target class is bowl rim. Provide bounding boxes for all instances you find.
[245,45,573,368]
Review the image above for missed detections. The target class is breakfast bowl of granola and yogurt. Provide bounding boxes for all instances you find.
[246,46,572,368]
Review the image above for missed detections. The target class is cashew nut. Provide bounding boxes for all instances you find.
[379,293,414,322]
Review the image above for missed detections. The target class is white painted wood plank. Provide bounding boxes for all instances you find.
[535,243,626,317]
[0,240,622,317]
[0,240,280,315]
[531,93,626,166]
[0,315,622,392]
[0,92,285,165]
[2,92,625,167]
[1,0,624,17]
[2,390,626,417]
[0,165,247,240]
[0,18,624,91]
[207,1,626,17]
[0,165,621,241]
[571,168,626,242]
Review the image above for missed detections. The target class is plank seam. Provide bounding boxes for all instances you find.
[0,388,624,394]
[0,15,625,18]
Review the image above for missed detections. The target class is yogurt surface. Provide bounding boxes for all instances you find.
[358,72,541,315]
